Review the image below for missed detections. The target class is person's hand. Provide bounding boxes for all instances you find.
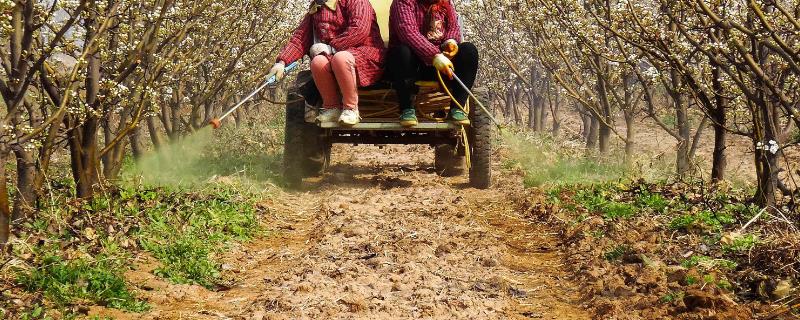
[267,61,286,81]
[310,43,336,57]
[432,54,454,80]
[441,39,459,59]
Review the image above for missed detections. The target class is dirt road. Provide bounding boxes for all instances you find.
[95,145,589,319]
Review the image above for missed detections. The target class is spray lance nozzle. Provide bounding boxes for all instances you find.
[209,61,299,129]
[209,118,222,129]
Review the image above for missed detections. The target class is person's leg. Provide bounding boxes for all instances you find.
[330,51,360,125]
[387,45,423,126]
[310,55,342,110]
[387,45,419,110]
[448,42,479,107]
[444,42,478,124]
[330,51,358,111]
[310,54,344,122]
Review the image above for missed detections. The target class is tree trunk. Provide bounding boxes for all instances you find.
[595,54,612,153]
[537,96,547,132]
[12,149,37,220]
[527,93,536,130]
[130,125,145,159]
[753,116,779,208]
[148,116,166,148]
[0,152,10,247]
[551,101,561,136]
[581,107,591,141]
[673,80,691,176]
[504,89,514,124]
[624,111,635,164]
[539,78,552,132]
[622,72,636,164]
[70,0,101,199]
[710,65,727,183]
[587,115,599,149]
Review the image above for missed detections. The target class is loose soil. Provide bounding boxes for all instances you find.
[91,145,590,319]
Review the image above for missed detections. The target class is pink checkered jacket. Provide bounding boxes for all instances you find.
[389,0,462,65]
[278,0,387,87]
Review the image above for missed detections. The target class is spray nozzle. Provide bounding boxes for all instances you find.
[209,118,221,129]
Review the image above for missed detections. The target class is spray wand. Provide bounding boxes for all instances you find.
[209,61,299,129]
[446,67,502,129]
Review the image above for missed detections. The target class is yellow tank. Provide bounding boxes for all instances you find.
[368,0,392,45]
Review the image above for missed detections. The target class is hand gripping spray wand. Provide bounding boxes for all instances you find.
[208,61,299,129]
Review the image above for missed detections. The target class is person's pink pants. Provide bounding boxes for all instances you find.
[310,51,358,110]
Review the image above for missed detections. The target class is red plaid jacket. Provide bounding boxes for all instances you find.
[389,0,462,65]
[278,0,387,86]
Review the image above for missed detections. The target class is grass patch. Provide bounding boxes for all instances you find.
[669,210,734,231]
[8,182,266,317]
[147,235,220,287]
[502,131,627,187]
[680,255,738,270]
[573,187,638,220]
[722,233,759,253]
[17,255,148,312]
[137,189,262,288]
[660,291,685,304]
[604,245,629,261]
[635,191,669,213]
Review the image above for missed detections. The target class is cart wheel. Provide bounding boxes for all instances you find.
[434,144,465,177]
[467,94,493,189]
[283,72,327,187]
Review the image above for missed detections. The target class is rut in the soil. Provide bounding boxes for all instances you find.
[93,145,589,319]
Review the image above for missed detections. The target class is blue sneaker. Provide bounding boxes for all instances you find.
[399,108,418,127]
[448,108,470,126]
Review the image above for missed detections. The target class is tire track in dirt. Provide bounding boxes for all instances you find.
[92,145,588,319]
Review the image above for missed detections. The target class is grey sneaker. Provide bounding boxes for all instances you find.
[316,108,342,123]
[339,109,361,126]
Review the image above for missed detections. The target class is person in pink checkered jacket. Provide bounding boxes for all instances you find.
[388,0,479,127]
[267,0,387,126]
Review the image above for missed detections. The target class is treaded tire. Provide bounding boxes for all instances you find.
[434,144,465,177]
[283,72,328,188]
[467,93,493,189]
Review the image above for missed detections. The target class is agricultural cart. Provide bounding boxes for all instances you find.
[282,71,493,189]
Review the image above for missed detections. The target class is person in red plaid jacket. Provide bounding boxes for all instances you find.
[267,0,387,126]
[388,0,479,127]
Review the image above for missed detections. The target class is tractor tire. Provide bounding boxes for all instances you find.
[301,128,329,177]
[467,93,493,189]
[283,75,328,188]
[434,144,465,177]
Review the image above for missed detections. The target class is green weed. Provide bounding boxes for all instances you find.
[669,210,735,231]
[147,235,219,287]
[722,234,759,253]
[17,304,53,320]
[602,202,637,220]
[635,191,669,213]
[574,189,609,213]
[604,245,629,261]
[138,191,261,288]
[717,278,733,290]
[17,255,148,312]
[680,255,738,270]
[660,291,685,304]
[723,203,761,219]
[573,188,638,220]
